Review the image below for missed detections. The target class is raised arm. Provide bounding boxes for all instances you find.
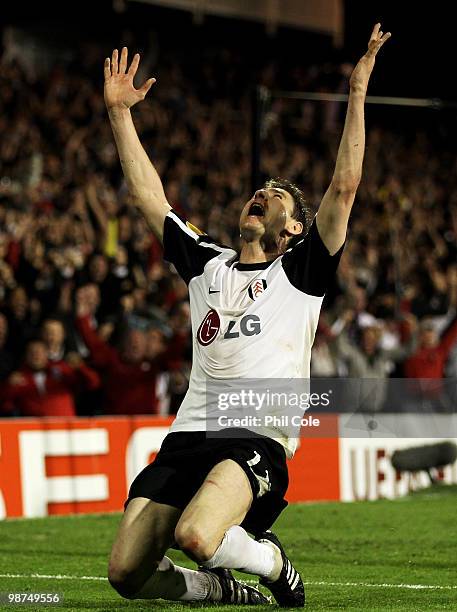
[104,47,171,241]
[316,24,391,255]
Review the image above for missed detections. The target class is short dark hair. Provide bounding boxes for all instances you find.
[263,177,313,236]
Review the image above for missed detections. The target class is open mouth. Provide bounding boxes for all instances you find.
[248,202,265,217]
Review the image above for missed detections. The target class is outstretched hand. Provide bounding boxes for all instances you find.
[350,23,391,93]
[104,47,156,111]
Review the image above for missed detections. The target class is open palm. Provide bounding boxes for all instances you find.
[104,47,156,110]
[350,23,391,92]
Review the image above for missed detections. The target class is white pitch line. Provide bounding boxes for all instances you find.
[0,574,107,582]
[303,580,457,591]
[0,573,456,591]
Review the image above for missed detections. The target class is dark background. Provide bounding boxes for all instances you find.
[0,0,454,99]
[344,1,452,99]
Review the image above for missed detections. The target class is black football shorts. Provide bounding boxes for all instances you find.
[126,427,289,535]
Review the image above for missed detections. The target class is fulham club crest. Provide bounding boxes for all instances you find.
[248,279,267,300]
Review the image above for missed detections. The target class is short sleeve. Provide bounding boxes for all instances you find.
[163,210,235,284]
[281,218,345,296]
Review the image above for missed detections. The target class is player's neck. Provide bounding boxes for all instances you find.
[239,240,279,264]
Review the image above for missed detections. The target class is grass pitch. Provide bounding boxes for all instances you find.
[0,487,456,611]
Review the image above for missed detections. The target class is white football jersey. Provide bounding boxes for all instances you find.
[163,210,343,457]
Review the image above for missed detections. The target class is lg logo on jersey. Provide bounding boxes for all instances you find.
[197,310,261,346]
[224,316,261,339]
[197,310,220,345]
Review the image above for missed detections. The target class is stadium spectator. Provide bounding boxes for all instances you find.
[404,316,457,380]
[0,339,100,416]
[331,310,417,377]
[41,317,70,364]
[328,310,417,411]
[74,285,185,414]
[310,316,339,377]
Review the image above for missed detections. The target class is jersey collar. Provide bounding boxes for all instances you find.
[233,260,275,271]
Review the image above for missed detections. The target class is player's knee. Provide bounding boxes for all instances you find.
[174,522,217,562]
[108,560,147,599]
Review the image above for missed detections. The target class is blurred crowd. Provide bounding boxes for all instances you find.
[1,30,457,417]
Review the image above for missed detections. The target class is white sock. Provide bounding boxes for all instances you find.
[201,525,281,580]
[134,556,222,601]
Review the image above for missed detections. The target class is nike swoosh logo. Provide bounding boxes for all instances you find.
[209,288,220,294]
[247,451,271,497]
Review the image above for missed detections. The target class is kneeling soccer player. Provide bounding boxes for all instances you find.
[104,24,390,607]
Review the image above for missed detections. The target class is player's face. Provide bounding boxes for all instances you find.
[239,188,301,251]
